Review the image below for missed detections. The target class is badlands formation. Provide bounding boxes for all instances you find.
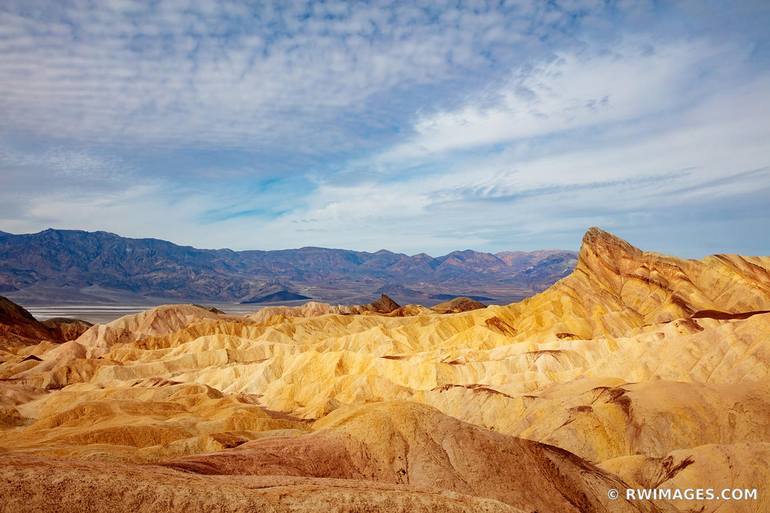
[1,228,769,512]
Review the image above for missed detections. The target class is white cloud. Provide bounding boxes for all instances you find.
[270,39,770,254]
[0,0,588,151]
[380,39,743,161]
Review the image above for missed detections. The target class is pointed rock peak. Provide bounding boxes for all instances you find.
[575,228,645,283]
[579,227,642,263]
[369,294,401,314]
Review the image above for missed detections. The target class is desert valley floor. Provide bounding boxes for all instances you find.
[1,228,770,512]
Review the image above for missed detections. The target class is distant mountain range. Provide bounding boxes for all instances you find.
[0,229,577,305]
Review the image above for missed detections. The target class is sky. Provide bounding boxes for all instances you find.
[1,0,769,257]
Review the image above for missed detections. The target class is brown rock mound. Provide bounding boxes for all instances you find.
[431,296,486,314]
[165,401,668,513]
[0,295,59,348]
[367,293,401,314]
[41,317,93,342]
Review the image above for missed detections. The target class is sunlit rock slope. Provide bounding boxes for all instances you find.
[1,227,769,512]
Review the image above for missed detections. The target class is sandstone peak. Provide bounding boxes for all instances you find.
[369,293,400,314]
[573,227,647,293]
[579,227,642,264]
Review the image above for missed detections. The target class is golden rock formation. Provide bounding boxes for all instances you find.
[1,227,769,512]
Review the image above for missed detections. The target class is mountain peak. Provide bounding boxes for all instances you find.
[369,294,400,314]
[579,227,642,266]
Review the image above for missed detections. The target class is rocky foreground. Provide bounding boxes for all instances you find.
[1,228,769,512]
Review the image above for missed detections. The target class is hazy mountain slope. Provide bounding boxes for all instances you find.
[0,228,576,304]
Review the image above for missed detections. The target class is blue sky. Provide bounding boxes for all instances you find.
[1,0,769,256]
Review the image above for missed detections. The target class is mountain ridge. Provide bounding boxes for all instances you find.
[0,228,577,305]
